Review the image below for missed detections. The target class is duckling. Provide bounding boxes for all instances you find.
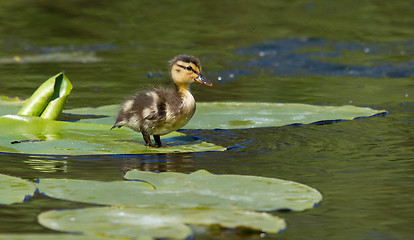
[111,54,212,147]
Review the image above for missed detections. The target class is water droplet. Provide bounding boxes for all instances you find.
[405,93,409,97]
[217,76,222,82]
[229,73,235,78]
[260,233,266,238]
[348,100,353,104]
[363,47,370,53]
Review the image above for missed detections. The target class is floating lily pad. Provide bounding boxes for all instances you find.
[1,86,385,155]
[38,170,321,211]
[37,178,154,204]
[124,169,322,211]
[0,115,226,155]
[188,102,387,129]
[38,206,285,239]
[63,102,387,129]
[0,173,36,205]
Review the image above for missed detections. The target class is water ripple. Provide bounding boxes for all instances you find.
[228,37,414,78]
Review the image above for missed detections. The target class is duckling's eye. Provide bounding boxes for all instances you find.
[177,64,197,73]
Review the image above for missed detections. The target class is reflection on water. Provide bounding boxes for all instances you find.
[24,158,67,173]
[1,0,414,239]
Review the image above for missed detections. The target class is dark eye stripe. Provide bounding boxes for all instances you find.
[178,64,198,74]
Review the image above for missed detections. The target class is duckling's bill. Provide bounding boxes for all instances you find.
[195,73,212,86]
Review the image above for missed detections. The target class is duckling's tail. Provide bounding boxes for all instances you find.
[110,124,122,130]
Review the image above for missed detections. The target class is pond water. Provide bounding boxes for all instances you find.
[1,0,413,239]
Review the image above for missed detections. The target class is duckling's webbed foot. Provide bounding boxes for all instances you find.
[142,132,156,147]
[154,135,162,147]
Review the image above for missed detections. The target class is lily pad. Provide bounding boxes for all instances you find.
[0,173,36,205]
[124,169,322,211]
[37,178,154,204]
[188,102,387,129]
[38,170,321,211]
[18,72,73,120]
[38,206,285,239]
[62,102,387,129]
[0,115,226,155]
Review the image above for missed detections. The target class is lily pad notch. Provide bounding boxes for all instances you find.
[287,110,388,127]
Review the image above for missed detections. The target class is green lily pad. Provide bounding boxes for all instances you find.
[18,72,73,120]
[62,102,387,129]
[0,173,36,205]
[38,206,285,239]
[1,87,385,155]
[37,178,154,204]
[38,170,321,211]
[124,169,322,211]
[0,115,226,155]
[187,102,387,129]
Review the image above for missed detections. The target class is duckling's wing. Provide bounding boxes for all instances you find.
[111,91,154,130]
[140,89,168,121]
[111,88,182,134]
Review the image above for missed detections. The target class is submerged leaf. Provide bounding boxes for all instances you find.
[0,95,26,116]
[0,115,226,155]
[63,102,387,129]
[0,173,36,205]
[18,73,73,120]
[38,170,321,211]
[0,52,102,64]
[38,206,285,239]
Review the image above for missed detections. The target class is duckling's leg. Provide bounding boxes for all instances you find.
[142,132,156,147]
[153,135,162,147]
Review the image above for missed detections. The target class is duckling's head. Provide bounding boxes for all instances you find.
[170,54,212,88]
